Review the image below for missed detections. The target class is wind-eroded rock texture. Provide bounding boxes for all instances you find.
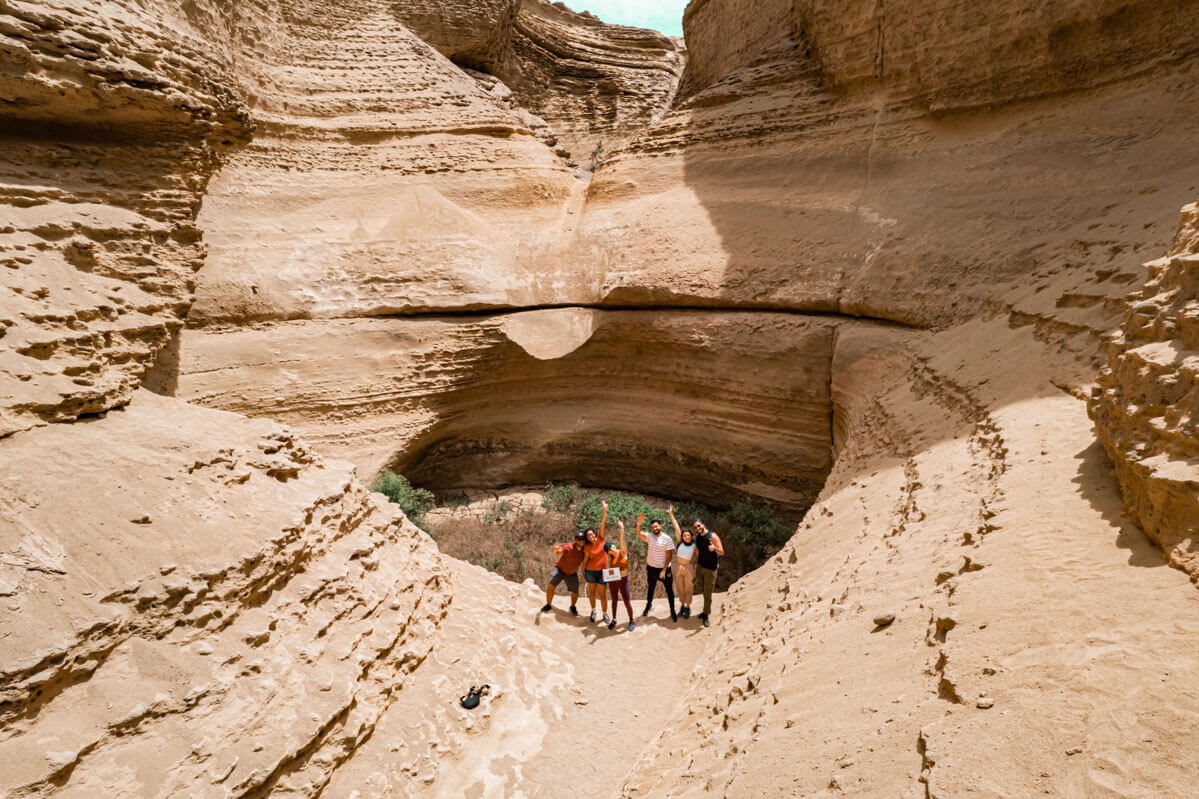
[180,309,838,510]
[0,391,449,797]
[1091,200,1199,583]
[0,0,249,435]
[5,0,1199,796]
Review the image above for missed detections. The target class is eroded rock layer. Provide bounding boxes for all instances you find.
[0,0,249,435]
[180,309,839,510]
[1091,199,1199,583]
[391,0,685,165]
[4,0,1199,796]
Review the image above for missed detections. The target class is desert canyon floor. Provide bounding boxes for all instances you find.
[3,0,1199,797]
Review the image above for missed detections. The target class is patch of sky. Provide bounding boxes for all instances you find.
[562,0,687,37]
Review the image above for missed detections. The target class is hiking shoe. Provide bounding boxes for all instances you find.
[589,610,597,622]
[671,612,678,622]
[628,621,635,631]
[603,613,611,625]
[681,607,690,618]
[570,605,578,616]
[540,603,552,613]
[702,615,711,628]
[608,620,616,631]
[641,604,652,617]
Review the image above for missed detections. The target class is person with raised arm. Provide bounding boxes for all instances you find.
[605,518,635,631]
[581,499,610,624]
[693,518,724,628]
[669,506,697,619]
[637,508,678,622]
[541,529,586,616]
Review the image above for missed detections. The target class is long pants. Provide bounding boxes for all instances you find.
[646,565,676,614]
[697,566,717,617]
[608,576,633,622]
[673,559,695,607]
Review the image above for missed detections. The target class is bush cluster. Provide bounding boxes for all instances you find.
[369,470,436,531]
[370,475,798,593]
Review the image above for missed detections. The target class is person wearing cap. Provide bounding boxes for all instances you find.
[605,519,634,631]
[542,528,587,615]
[692,518,723,628]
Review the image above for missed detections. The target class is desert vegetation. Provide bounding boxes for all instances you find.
[370,474,797,596]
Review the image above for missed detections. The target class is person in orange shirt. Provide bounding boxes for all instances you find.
[582,500,609,623]
[605,516,635,631]
[541,530,587,615]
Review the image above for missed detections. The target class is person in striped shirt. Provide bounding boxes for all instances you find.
[637,510,678,622]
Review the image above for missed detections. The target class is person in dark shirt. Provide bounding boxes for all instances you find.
[693,519,723,628]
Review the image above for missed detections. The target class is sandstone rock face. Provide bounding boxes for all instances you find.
[1091,199,1199,583]
[182,0,584,329]
[5,0,1199,797]
[180,310,840,511]
[389,0,520,68]
[681,0,1199,106]
[494,0,685,165]
[0,391,450,796]
[0,0,249,435]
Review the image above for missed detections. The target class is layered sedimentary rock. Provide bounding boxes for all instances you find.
[492,0,685,165]
[0,0,249,435]
[577,0,1199,328]
[180,309,839,511]
[6,0,1199,796]
[182,0,581,329]
[1091,199,1199,582]
[0,391,449,796]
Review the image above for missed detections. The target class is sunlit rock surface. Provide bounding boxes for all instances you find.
[3,0,1199,796]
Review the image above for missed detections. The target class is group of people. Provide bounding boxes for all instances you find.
[541,500,724,631]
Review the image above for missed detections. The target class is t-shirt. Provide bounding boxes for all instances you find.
[697,531,720,570]
[645,531,675,568]
[676,542,696,562]
[584,530,607,571]
[555,544,585,573]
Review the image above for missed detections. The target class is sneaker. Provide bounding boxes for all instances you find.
[628,622,635,631]
[589,610,597,622]
[682,607,690,619]
[641,604,652,617]
[570,605,578,616]
[671,612,678,622]
[603,613,611,625]
[608,620,616,630]
[702,615,710,628]
[540,603,552,613]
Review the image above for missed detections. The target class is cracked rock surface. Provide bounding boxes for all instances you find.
[3,0,1199,797]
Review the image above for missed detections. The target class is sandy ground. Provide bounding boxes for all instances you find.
[323,559,715,798]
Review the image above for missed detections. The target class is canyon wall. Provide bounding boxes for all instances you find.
[180,309,839,510]
[1091,200,1199,583]
[3,0,1199,796]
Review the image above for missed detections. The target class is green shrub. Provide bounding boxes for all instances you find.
[723,499,793,562]
[484,498,516,524]
[542,482,582,513]
[444,491,471,509]
[370,470,435,531]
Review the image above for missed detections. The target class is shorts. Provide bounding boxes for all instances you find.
[584,569,605,585]
[549,566,579,593]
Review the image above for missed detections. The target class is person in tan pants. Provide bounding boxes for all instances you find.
[668,506,697,618]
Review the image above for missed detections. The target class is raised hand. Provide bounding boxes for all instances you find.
[667,504,675,516]
[601,499,608,510]
[636,512,645,524]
